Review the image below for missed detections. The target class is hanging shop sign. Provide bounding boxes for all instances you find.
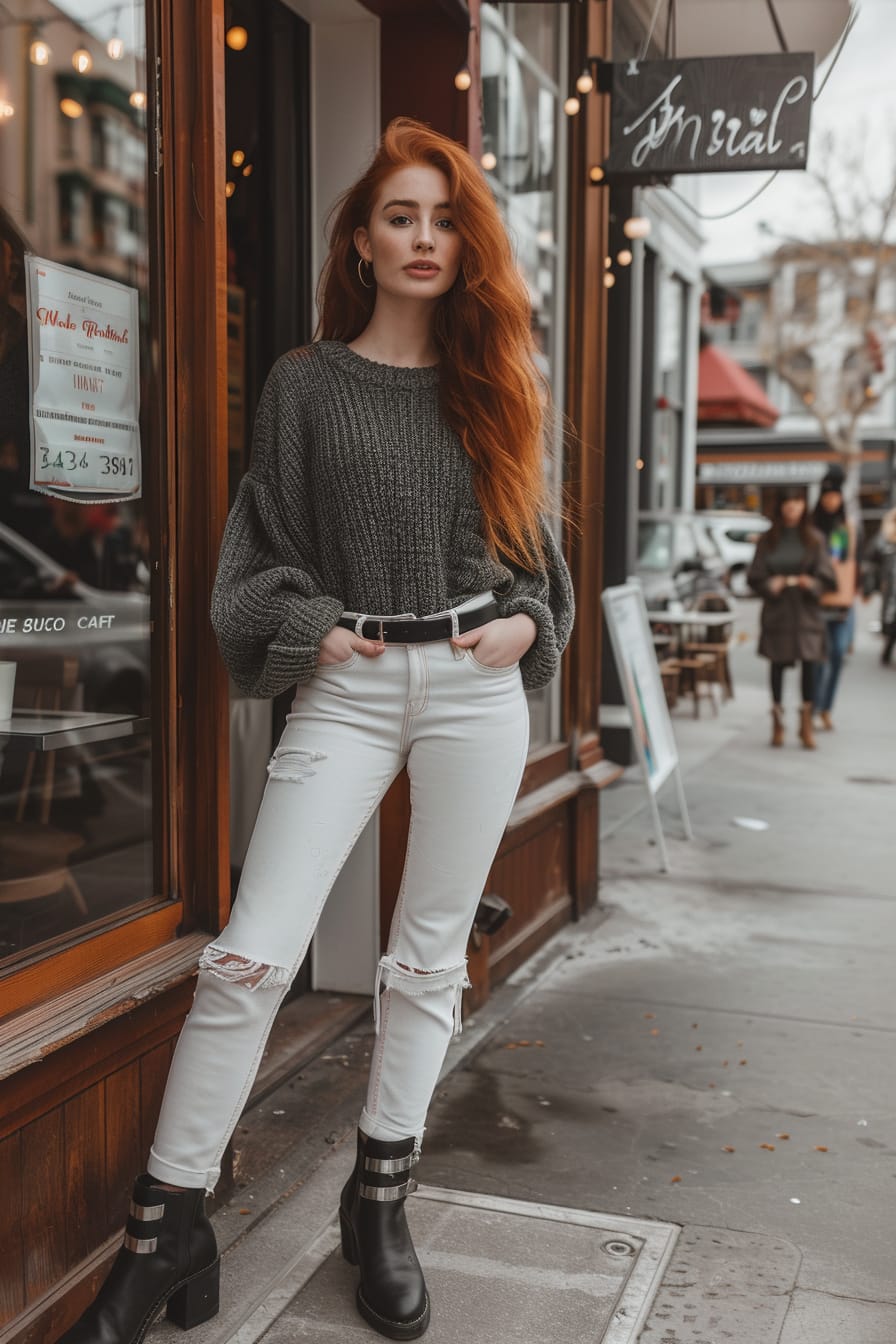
[25,255,142,503]
[601,51,814,179]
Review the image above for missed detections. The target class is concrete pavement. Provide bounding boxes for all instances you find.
[158,598,894,1344]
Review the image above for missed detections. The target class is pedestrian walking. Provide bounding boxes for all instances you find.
[811,474,859,729]
[866,507,896,665]
[57,118,573,1344]
[747,488,836,748]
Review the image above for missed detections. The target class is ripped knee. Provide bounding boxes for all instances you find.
[198,944,292,991]
[266,746,326,784]
[373,953,472,1036]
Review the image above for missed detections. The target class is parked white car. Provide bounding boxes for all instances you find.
[698,512,771,598]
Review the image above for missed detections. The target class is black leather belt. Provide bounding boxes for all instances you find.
[337,598,500,644]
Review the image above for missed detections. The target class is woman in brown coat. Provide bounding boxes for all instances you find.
[747,488,836,748]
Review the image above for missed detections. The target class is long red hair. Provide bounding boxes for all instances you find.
[316,117,550,571]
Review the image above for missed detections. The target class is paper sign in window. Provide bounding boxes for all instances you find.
[26,254,142,503]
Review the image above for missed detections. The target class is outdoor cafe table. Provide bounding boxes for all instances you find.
[647,608,734,656]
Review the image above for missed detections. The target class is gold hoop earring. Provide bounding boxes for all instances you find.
[357,257,374,290]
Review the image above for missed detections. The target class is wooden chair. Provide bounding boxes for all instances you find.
[0,821,87,917]
[683,593,735,701]
[14,656,81,823]
[658,658,681,709]
[0,656,89,939]
[676,652,720,718]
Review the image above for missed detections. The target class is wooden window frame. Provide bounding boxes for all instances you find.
[1,0,231,1031]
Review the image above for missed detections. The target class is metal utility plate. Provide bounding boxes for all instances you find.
[248,1187,679,1344]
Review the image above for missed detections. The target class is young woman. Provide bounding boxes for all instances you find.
[867,507,896,665]
[60,119,573,1343]
[811,475,858,729]
[748,489,835,748]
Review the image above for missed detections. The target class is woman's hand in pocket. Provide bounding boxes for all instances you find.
[318,627,385,666]
[451,613,537,668]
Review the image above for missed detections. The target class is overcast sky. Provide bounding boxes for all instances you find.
[687,0,896,264]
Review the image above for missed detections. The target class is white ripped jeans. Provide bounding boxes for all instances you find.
[147,595,530,1192]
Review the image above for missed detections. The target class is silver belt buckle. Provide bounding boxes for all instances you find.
[375,618,386,643]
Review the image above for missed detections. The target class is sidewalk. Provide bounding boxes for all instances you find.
[158,603,894,1344]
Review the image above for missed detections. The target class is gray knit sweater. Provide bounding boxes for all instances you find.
[210,340,575,697]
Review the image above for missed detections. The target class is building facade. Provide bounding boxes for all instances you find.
[0,2,614,1336]
[699,251,896,517]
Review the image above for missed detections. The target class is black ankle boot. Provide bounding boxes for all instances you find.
[339,1130,430,1340]
[60,1174,219,1344]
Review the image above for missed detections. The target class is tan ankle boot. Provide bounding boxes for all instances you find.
[799,703,816,749]
[771,705,785,747]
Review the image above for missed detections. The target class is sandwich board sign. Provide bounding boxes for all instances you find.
[601,582,693,871]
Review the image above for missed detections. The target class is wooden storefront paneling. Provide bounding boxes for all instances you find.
[138,1040,177,1160]
[0,1013,185,1340]
[103,1063,143,1239]
[563,0,613,773]
[21,1112,66,1306]
[0,1134,24,1326]
[63,1088,108,1270]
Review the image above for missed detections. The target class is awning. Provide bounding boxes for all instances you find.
[653,0,852,64]
[698,342,781,428]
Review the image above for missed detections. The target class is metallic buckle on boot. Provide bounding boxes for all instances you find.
[359,1177,418,1201]
[123,1233,159,1253]
[129,1199,165,1221]
[363,1153,415,1175]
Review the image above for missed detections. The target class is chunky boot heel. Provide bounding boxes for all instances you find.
[339,1209,359,1265]
[58,1174,219,1344]
[166,1258,221,1330]
[339,1129,430,1340]
[798,702,816,749]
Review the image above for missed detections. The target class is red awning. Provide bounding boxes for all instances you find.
[698,342,781,428]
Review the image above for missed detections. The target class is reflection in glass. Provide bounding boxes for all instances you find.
[481,4,567,747]
[0,1,156,965]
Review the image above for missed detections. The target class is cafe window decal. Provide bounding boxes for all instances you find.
[25,254,142,503]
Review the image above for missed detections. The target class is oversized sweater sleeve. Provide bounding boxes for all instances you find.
[495,517,575,691]
[210,355,344,698]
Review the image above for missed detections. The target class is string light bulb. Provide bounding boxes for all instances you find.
[129,90,146,109]
[226,26,248,51]
[604,272,616,288]
[30,38,51,65]
[225,181,236,198]
[72,49,93,74]
[617,248,633,266]
[623,215,651,240]
[481,151,497,171]
[0,101,14,120]
[242,163,253,177]
[589,165,605,183]
[231,149,245,167]
[604,256,612,269]
[60,97,84,119]
[576,69,594,94]
[107,5,124,58]
[454,64,472,91]
[564,96,581,116]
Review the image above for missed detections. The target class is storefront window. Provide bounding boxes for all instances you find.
[0,1,158,967]
[481,3,568,748]
[654,270,687,510]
